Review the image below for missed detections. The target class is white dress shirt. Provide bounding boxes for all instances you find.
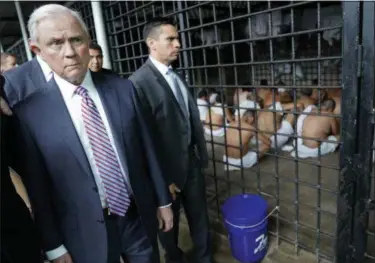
[149,56,189,113]
[36,56,53,82]
[46,71,131,260]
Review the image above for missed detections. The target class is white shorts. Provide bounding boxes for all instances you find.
[223,151,258,171]
[291,135,339,159]
[204,127,225,137]
[251,120,294,149]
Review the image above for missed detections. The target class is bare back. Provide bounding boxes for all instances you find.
[298,96,316,108]
[225,121,254,158]
[258,93,283,137]
[302,110,337,148]
[205,109,225,130]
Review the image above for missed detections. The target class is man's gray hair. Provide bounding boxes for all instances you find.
[27,4,89,41]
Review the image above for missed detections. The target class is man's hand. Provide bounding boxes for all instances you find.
[169,183,181,201]
[52,252,73,263]
[157,206,174,232]
[0,97,12,116]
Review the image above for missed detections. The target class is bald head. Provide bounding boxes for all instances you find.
[321,99,336,112]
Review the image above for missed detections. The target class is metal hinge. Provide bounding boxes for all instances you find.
[357,44,363,77]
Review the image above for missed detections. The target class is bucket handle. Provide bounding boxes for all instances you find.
[225,206,279,229]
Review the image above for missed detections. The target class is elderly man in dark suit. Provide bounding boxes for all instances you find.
[3,4,173,263]
[129,17,212,263]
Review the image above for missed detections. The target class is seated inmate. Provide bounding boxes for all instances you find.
[233,86,254,106]
[224,110,271,171]
[196,88,209,122]
[299,79,327,108]
[232,87,262,121]
[204,93,228,137]
[291,99,340,158]
[252,85,303,149]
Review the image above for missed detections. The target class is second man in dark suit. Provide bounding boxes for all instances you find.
[129,17,212,263]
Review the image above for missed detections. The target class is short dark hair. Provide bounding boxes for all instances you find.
[143,17,177,41]
[0,52,16,65]
[215,92,227,104]
[243,109,256,119]
[197,88,208,98]
[300,88,313,97]
[89,42,103,55]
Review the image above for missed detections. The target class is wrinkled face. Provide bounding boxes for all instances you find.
[30,13,90,85]
[147,24,180,65]
[88,49,103,72]
[1,56,17,72]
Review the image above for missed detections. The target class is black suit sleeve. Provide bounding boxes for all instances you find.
[13,114,64,252]
[129,83,171,207]
[130,80,174,186]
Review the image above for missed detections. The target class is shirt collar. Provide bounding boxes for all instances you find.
[149,55,172,76]
[54,70,94,99]
[36,55,53,81]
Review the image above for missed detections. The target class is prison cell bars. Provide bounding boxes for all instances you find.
[102,1,352,262]
[175,3,341,261]
[355,1,375,262]
[70,1,97,41]
[5,39,28,65]
[179,3,340,262]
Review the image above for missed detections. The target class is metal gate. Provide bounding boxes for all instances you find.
[352,2,375,263]
[102,1,374,262]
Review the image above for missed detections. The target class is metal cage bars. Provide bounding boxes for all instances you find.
[102,1,373,262]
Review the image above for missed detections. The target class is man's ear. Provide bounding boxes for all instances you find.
[29,39,41,57]
[146,37,156,51]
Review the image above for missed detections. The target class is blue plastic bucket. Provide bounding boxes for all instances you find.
[222,194,269,263]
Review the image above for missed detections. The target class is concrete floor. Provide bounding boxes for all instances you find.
[198,134,375,263]
[17,133,375,263]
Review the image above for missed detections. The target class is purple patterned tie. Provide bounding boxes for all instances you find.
[75,86,130,216]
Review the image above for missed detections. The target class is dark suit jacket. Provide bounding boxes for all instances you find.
[101,67,118,76]
[9,72,169,263]
[3,58,46,109]
[129,58,208,190]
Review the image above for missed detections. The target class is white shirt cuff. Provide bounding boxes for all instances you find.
[159,203,172,208]
[46,245,68,260]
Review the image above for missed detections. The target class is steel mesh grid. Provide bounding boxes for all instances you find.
[5,39,28,65]
[70,1,97,41]
[103,1,347,262]
[103,1,184,78]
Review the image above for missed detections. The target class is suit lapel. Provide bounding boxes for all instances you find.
[29,58,47,87]
[43,79,93,178]
[91,73,126,163]
[145,59,186,118]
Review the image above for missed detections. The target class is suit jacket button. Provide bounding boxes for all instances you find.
[93,187,98,192]
[97,219,104,224]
